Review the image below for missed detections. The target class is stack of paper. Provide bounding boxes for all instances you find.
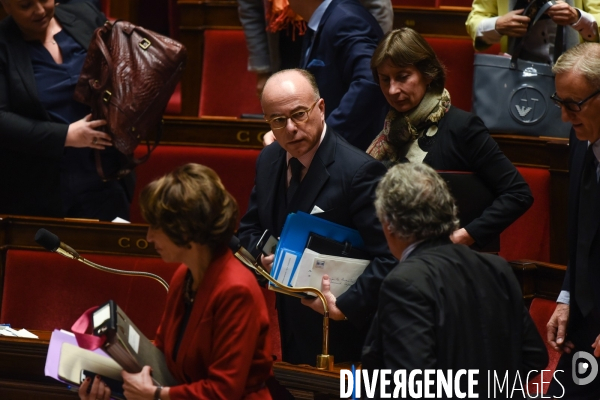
[292,249,369,297]
[271,212,370,296]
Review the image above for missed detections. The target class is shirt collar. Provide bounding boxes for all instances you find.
[307,0,332,32]
[400,239,425,262]
[286,124,327,171]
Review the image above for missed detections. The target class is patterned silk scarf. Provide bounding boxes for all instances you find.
[367,88,451,165]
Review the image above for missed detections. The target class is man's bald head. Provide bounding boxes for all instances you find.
[260,69,320,104]
[261,69,325,158]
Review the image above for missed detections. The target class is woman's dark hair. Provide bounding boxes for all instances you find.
[139,163,238,255]
[371,28,446,93]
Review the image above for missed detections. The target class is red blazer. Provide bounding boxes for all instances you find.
[154,251,273,399]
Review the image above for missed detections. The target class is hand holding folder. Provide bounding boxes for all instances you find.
[92,300,178,387]
[271,212,371,296]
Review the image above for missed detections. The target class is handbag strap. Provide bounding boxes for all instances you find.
[71,306,107,351]
[510,0,555,68]
[94,123,162,181]
[90,21,115,92]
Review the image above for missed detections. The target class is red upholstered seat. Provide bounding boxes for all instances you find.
[0,249,178,339]
[425,37,476,111]
[100,0,110,17]
[131,145,260,225]
[165,83,182,115]
[499,167,551,262]
[438,0,473,7]
[199,30,263,117]
[391,0,438,6]
[527,298,559,395]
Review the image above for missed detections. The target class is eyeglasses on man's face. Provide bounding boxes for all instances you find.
[551,89,600,112]
[265,99,320,130]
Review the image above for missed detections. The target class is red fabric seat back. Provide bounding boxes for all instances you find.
[0,250,178,339]
[391,0,438,6]
[100,0,110,17]
[425,37,476,111]
[131,146,260,224]
[527,298,559,395]
[499,167,551,262]
[199,30,262,117]
[438,0,473,6]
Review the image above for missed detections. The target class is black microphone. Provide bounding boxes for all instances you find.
[34,228,169,292]
[35,228,81,260]
[228,236,259,267]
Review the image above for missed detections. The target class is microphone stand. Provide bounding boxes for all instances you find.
[232,247,333,371]
[50,243,169,292]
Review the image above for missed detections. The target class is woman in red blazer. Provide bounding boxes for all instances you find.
[79,163,273,400]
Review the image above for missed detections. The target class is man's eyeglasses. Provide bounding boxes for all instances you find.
[551,89,600,112]
[265,99,320,130]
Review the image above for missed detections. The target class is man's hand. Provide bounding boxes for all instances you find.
[260,253,274,273]
[547,1,580,25]
[495,9,530,37]
[449,228,475,246]
[262,130,276,147]
[301,274,346,320]
[591,333,600,357]
[547,303,574,353]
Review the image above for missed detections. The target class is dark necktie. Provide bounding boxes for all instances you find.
[287,158,303,206]
[300,28,315,68]
[575,145,599,316]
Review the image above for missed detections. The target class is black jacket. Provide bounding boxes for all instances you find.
[0,3,105,216]
[362,237,548,399]
[238,128,396,365]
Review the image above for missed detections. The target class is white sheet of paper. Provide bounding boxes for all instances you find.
[274,251,298,285]
[293,248,369,297]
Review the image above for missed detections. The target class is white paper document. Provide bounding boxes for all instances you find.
[292,249,369,297]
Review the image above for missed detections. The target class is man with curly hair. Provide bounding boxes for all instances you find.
[361,163,547,398]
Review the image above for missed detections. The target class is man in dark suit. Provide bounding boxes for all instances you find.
[237,68,396,366]
[547,42,600,398]
[362,162,547,398]
[263,0,389,151]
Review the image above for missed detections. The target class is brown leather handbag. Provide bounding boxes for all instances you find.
[74,20,187,179]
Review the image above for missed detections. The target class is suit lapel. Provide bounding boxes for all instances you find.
[264,147,288,232]
[55,6,96,49]
[305,0,338,67]
[175,253,229,368]
[287,129,335,213]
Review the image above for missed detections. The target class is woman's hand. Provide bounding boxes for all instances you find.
[66,114,112,149]
[547,1,580,26]
[495,9,530,37]
[449,228,475,246]
[78,375,111,400]
[122,365,159,400]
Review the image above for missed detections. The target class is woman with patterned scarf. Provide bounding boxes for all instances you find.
[367,28,533,249]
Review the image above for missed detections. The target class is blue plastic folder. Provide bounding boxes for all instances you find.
[271,212,365,286]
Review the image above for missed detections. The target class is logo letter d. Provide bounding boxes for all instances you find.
[341,370,354,397]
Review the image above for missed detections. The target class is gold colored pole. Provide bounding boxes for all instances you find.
[58,248,170,292]
[233,250,334,371]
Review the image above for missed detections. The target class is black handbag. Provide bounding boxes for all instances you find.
[471,0,571,138]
